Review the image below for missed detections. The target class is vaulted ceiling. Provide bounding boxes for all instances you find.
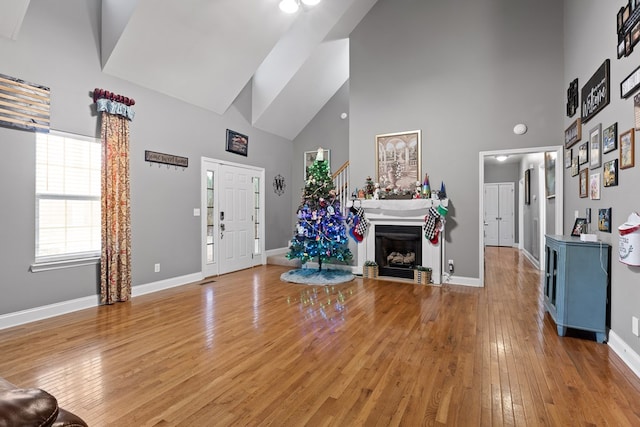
[1,0,379,140]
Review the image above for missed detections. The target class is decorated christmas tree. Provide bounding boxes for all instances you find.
[287,148,353,270]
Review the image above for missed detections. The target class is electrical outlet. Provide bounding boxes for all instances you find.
[154,263,160,273]
[448,259,454,273]
[633,316,639,337]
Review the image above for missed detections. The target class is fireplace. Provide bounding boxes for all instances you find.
[375,225,422,279]
[353,199,446,284]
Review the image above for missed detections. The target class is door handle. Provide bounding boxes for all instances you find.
[220,223,225,239]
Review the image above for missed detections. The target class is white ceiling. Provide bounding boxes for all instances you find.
[1,0,378,140]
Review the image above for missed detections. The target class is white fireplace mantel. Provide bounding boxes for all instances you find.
[351,198,448,284]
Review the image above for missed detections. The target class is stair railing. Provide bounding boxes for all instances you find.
[332,160,349,215]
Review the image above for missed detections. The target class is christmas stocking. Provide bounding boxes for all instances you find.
[424,207,439,240]
[354,207,370,237]
[348,213,361,242]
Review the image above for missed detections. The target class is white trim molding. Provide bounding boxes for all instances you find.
[0,272,203,331]
[608,330,640,380]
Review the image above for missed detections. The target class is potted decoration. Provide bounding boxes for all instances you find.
[414,265,432,285]
[363,260,378,279]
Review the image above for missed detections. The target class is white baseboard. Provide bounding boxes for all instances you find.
[0,272,203,331]
[607,330,640,380]
[132,273,203,297]
[521,248,540,269]
[265,247,289,257]
[444,274,482,287]
[0,295,100,331]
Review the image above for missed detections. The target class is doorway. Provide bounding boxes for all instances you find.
[478,146,563,287]
[201,157,265,277]
[483,182,514,247]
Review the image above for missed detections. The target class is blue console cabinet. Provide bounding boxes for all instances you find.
[544,235,610,343]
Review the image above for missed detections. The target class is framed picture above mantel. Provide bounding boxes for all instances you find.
[375,130,421,191]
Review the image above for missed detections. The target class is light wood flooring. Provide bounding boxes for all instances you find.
[1,247,640,426]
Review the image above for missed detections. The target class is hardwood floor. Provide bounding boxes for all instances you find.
[1,247,640,426]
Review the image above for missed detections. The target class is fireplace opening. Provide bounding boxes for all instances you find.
[375,225,422,279]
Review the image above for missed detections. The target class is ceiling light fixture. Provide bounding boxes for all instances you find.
[279,0,321,14]
[495,155,509,162]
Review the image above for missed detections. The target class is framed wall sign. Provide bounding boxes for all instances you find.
[581,59,610,124]
[565,148,572,169]
[602,122,618,153]
[375,130,421,191]
[566,78,579,117]
[225,129,248,156]
[621,65,640,98]
[589,123,602,169]
[564,118,581,148]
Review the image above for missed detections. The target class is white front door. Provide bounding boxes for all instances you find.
[219,164,255,274]
[483,183,514,247]
[201,158,265,277]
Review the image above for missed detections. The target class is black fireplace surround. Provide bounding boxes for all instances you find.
[374,225,422,279]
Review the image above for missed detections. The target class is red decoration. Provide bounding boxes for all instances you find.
[92,87,135,106]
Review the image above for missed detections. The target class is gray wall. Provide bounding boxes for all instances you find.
[484,162,520,244]
[0,0,293,315]
[564,1,640,353]
[349,0,564,278]
[292,81,350,221]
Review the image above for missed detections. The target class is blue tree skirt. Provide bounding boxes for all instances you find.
[280,268,355,285]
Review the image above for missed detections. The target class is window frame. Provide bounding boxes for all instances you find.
[32,130,101,271]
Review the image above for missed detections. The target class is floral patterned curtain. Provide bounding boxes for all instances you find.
[98,101,132,304]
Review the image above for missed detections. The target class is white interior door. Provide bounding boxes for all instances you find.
[483,183,514,247]
[498,183,514,246]
[484,184,499,246]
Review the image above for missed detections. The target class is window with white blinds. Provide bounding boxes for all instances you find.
[35,131,101,262]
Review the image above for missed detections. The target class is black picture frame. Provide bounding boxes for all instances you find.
[571,155,579,177]
[566,78,579,118]
[524,169,530,205]
[603,159,618,187]
[571,218,588,236]
[603,123,618,153]
[225,129,248,156]
[618,7,625,34]
[621,65,640,99]
[598,208,612,232]
[578,141,589,165]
